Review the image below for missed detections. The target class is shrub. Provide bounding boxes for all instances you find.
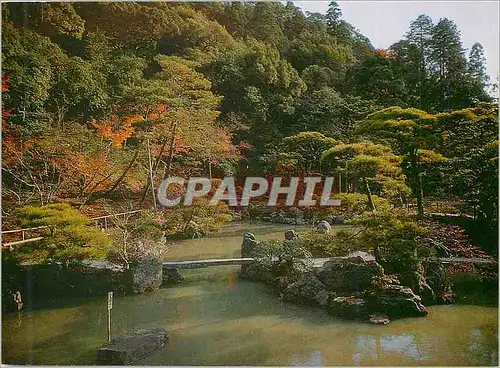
[10,203,111,265]
[162,198,232,239]
[344,210,435,273]
[295,229,351,257]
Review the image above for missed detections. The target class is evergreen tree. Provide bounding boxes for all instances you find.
[468,42,489,89]
[428,18,468,111]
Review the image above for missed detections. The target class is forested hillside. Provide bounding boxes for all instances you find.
[1,2,496,236]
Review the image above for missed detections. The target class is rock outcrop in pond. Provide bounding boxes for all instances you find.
[126,258,163,294]
[96,328,168,365]
[240,232,428,325]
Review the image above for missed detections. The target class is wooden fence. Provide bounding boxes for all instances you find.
[1,209,144,248]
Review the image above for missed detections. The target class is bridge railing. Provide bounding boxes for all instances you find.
[2,209,144,248]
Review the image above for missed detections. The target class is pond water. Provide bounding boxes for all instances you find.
[2,222,498,366]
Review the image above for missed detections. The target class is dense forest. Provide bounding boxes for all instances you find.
[1,2,498,266]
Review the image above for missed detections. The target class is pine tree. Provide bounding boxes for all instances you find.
[468,42,489,86]
[405,14,433,109]
[428,18,468,111]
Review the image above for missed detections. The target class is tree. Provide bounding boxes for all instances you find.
[1,21,67,132]
[356,107,446,218]
[468,42,490,100]
[403,14,433,110]
[293,87,377,140]
[107,211,169,268]
[326,1,342,31]
[322,142,409,210]
[428,18,469,111]
[436,103,498,222]
[279,131,338,174]
[6,3,85,39]
[468,43,488,82]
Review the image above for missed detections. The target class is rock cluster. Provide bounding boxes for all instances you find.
[241,232,429,325]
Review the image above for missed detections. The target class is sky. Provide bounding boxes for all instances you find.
[293,1,499,83]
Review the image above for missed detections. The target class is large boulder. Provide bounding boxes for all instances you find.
[316,257,384,292]
[127,258,163,294]
[328,296,369,319]
[96,328,168,365]
[281,273,326,305]
[368,285,428,318]
[241,232,259,257]
[162,267,184,285]
[316,220,332,233]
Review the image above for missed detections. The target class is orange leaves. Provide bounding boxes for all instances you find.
[374,48,392,58]
[147,104,169,120]
[91,114,144,148]
[2,74,10,92]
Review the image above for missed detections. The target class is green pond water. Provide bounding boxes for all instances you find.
[2,222,498,366]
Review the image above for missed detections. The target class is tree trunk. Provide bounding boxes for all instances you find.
[163,122,178,180]
[411,150,424,219]
[363,177,376,212]
[146,138,157,210]
[139,135,169,205]
[106,149,140,194]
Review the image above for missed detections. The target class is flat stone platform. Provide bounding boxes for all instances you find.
[96,328,168,365]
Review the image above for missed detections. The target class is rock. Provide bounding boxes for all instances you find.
[316,220,332,233]
[345,251,376,261]
[241,232,259,257]
[413,273,435,305]
[240,261,274,284]
[400,262,436,305]
[315,289,331,307]
[328,296,369,319]
[317,257,384,292]
[127,258,163,294]
[331,216,345,225]
[284,230,298,241]
[96,328,168,365]
[240,233,273,282]
[162,267,184,285]
[282,273,326,305]
[369,313,390,325]
[13,290,23,311]
[370,285,428,318]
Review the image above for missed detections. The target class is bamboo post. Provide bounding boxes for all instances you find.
[107,291,113,342]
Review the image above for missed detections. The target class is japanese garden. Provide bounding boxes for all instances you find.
[1,2,498,365]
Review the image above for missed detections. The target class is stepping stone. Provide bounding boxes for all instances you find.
[96,328,168,365]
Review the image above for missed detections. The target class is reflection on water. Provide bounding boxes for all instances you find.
[2,222,498,366]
